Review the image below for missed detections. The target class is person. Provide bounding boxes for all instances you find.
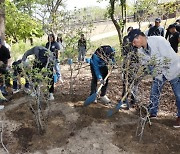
[56,34,65,83]
[148,18,164,37]
[45,34,60,83]
[165,19,180,40]
[128,29,180,128]
[144,23,153,36]
[21,46,55,100]
[78,34,87,62]
[57,33,66,53]
[123,26,133,45]
[90,45,115,104]
[175,19,180,33]
[121,26,139,108]
[0,38,11,96]
[12,59,28,94]
[167,24,180,53]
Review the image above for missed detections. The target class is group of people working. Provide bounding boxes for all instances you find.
[0,18,179,128]
[88,18,180,128]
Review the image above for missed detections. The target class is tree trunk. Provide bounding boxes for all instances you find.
[0,0,5,42]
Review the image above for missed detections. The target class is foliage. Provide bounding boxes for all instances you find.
[5,0,44,43]
[134,0,157,28]
[13,0,37,15]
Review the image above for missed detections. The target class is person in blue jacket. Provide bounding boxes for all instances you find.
[90,45,115,104]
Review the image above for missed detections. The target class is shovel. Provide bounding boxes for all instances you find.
[107,81,134,117]
[84,67,112,106]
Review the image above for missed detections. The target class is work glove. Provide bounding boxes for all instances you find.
[99,79,105,85]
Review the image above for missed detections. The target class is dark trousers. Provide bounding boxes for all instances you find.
[33,62,54,93]
[90,65,108,97]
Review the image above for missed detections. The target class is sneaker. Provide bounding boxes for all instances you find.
[0,105,4,110]
[173,117,180,128]
[24,88,31,94]
[59,78,64,83]
[13,89,20,94]
[94,99,97,104]
[100,95,111,104]
[30,92,36,97]
[121,103,129,109]
[49,93,54,100]
[149,114,157,119]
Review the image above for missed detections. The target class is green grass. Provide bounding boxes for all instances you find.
[11,36,47,60]
[86,35,121,58]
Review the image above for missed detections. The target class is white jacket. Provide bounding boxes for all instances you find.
[138,36,180,81]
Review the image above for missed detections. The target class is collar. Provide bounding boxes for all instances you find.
[143,43,151,55]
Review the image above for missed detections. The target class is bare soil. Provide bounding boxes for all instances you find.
[0,63,180,154]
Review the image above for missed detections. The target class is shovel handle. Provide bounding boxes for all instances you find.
[97,66,112,93]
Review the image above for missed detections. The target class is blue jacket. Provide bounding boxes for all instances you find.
[90,45,115,79]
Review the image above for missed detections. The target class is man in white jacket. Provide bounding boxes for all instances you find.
[128,29,180,128]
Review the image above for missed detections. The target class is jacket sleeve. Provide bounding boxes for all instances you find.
[91,54,102,79]
[22,47,36,62]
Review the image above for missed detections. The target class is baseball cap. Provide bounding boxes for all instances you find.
[128,29,141,42]
[168,24,176,29]
[155,18,161,23]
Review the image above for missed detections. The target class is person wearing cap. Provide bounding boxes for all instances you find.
[0,38,11,95]
[128,29,180,128]
[167,24,180,53]
[90,45,115,104]
[148,18,164,37]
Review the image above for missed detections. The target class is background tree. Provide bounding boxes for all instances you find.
[108,0,127,46]
[5,0,44,44]
[134,0,156,29]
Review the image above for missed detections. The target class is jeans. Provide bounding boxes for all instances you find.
[54,60,61,82]
[78,47,86,62]
[148,75,180,117]
[90,65,108,97]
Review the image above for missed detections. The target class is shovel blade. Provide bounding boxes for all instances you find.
[107,101,122,117]
[84,93,97,106]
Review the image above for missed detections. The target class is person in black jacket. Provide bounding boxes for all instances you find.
[121,27,139,108]
[148,18,164,37]
[165,19,180,40]
[167,24,180,53]
[21,46,55,100]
